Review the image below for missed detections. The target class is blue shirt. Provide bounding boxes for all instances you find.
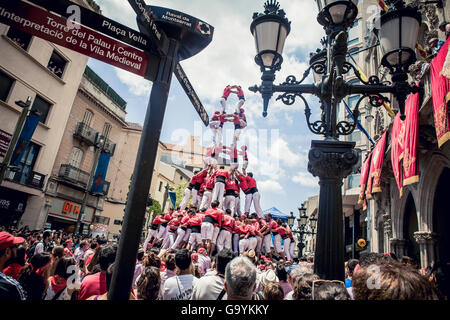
[345,278,352,288]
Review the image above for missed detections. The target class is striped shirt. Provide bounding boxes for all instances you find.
[0,272,26,300]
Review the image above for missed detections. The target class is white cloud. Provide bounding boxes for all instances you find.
[258,180,284,194]
[115,69,152,96]
[292,171,319,188]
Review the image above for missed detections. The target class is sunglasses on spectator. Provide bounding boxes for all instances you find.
[311,280,345,300]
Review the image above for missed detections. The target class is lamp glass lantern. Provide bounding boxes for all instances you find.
[309,215,318,230]
[298,204,308,226]
[251,1,291,69]
[316,0,358,26]
[288,211,295,228]
[379,5,421,70]
[309,49,327,84]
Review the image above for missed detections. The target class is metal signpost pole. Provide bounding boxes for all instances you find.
[108,38,179,300]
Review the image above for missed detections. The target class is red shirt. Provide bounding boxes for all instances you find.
[236,87,244,98]
[194,170,207,184]
[205,176,215,190]
[252,220,260,233]
[275,226,287,236]
[233,114,241,125]
[258,219,267,231]
[3,263,23,280]
[78,272,107,300]
[246,176,257,189]
[225,180,239,192]
[219,114,227,126]
[152,215,163,225]
[222,86,231,99]
[237,224,248,235]
[268,219,278,231]
[189,214,204,227]
[248,225,257,236]
[169,217,181,232]
[213,169,230,181]
[237,175,249,192]
[163,212,173,221]
[64,247,73,256]
[222,214,235,232]
[204,208,224,226]
[180,215,191,228]
[233,220,241,234]
[240,112,247,122]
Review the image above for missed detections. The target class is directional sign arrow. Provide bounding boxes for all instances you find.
[174,63,209,127]
[128,0,169,55]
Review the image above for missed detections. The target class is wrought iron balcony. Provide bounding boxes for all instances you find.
[4,168,46,189]
[100,135,116,156]
[74,122,99,146]
[59,164,90,187]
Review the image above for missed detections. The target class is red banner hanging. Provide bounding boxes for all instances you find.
[430,38,450,148]
[0,0,149,77]
[366,131,387,199]
[358,153,372,206]
[391,114,404,197]
[403,90,420,186]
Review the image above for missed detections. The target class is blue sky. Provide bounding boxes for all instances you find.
[89,0,327,221]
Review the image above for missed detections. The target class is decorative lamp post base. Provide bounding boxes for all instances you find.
[308,139,359,280]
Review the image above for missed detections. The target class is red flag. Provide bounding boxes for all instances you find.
[430,38,450,148]
[391,114,404,197]
[366,131,387,199]
[377,0,389,11]
[358,153,372,206]
[403,90,420,186]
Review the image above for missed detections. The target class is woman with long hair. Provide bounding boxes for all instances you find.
[44,256,78,300]
[18,252,52,300]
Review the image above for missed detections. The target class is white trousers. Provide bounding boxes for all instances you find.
[162,231,176,249]
[216,230,232,252]
[274,234,283,253]
[224,195,236,213]
[220,97,227,113]
[183,228,192,242]
[188,232,202,250]
[212,182,225,209]
[191,189,199,207]
[156,225,167,240]
[211,226,220,244]
[263,234,272,254]
[233,128,241,147]
[171,228,186,249]
[233,234,240,253]
[244,192,263,217]
[234,197,241,216]
[143,229,157,251]
[256,236,263,254]
[239,238,249,253]
[236,99,245,113]
[290,241,295,259]
[200,190,212,210]
[248,237,257,251]
[180,188,192,211]
[284,238,292,261]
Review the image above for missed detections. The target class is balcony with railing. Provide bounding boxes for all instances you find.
[74,122,99,146]
[59,164,90,188]
[4,168,46,190]
[100,136,116,156]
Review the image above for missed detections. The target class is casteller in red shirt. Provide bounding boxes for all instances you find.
[204,208,224,227]
[222,214,235,233]
[78,272,107,300]
[3,263,23,280]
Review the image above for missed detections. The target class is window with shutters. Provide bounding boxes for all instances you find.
[102,122,112,139]
[69,147,84,168]
[82,109,94,126]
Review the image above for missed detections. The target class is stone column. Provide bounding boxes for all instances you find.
[390,239,407,258]
[414,231,438,269]
[383,213,392,254]
[308,140,359,281]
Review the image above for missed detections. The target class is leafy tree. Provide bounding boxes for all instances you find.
[174,182,188,207]
[147,199,162,218]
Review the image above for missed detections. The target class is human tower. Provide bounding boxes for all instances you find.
[143,87,295,261]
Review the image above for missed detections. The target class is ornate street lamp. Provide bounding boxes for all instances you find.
[288,211,295,229]
[249,0,423,280]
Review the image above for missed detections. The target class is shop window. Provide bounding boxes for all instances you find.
[47,50,67,78]
[6,27,32,50]
[0,70,14,102]
[31,95,52,124]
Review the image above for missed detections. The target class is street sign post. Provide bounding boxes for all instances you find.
[0,0,214,299]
